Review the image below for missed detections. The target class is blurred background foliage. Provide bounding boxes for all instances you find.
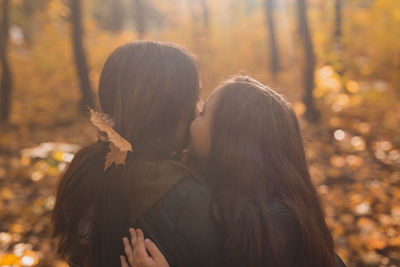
[0,0,400,266]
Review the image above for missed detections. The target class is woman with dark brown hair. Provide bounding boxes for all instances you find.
[121,76,347,267]
[52,41,225,267]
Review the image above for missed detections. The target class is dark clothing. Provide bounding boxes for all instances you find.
[64,160,190,267]
[134,175,224,267]
[67,161,346,267]
[336,255,347,267]
[135,175,347,267]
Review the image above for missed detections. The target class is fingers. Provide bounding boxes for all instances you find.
[123,237,134,265]
[144,238,162,261]
[145,239,170,267]
[133,228,154,265]
[124,228,170,267]
[120,255,129,267]
[134,228,147,257]
[129,228,137,247]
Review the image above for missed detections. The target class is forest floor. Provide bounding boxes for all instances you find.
[1,66,400,267]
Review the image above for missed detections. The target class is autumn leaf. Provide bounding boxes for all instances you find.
[88,107,133,170]
[104,142,129,171]
[88,107,132,152]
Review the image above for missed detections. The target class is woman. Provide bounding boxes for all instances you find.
[52,41,224,267]
[121,76,347,267]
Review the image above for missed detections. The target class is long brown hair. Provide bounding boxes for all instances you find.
[52,41,200,267]
[205,76,334,267]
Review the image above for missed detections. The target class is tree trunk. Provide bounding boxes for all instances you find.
[23,0,34,45]
[110,0,124,32]
[297,0,319,123]
[264,0,280,75]
[334,0,342,47]
[334,0,345,76]
[0,0,12,123]
[133,0,145,39]
[70,0,94,109]
[200,0,209,32]
[189,0,210,37]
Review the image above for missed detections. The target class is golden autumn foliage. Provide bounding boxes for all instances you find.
[1,0,400,266]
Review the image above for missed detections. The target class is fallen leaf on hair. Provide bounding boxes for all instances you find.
[104,142,129,171]
[88,107,133,152]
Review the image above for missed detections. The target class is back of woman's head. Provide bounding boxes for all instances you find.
[52,41,200,266]
[206,76,334,267]
[99,41,200,158]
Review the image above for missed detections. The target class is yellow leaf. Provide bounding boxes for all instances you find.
[88,108,132,152]
[346,80,360,93]
[52,150,64,162]
[89,108,133,171]
[0,254,20,265]
[104,142,129,171]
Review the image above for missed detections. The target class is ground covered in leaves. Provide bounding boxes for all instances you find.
[1,66,400,267]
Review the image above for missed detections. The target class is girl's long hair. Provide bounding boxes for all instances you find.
[205,76,335,267]
[52,41,200,267]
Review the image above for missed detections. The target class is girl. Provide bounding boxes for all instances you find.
[52,41,224,267]
[121,76,347,267]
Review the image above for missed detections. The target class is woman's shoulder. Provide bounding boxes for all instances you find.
[131,159,199,182]
[265,199,300,240]
[167,176,223,267]
[266,198,292,213]
[140,172,221,266]
[136,158,210,225]
[143,172,211,226]
[133,159,207,199]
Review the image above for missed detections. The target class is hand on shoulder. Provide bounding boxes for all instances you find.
[120,228,169,267]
